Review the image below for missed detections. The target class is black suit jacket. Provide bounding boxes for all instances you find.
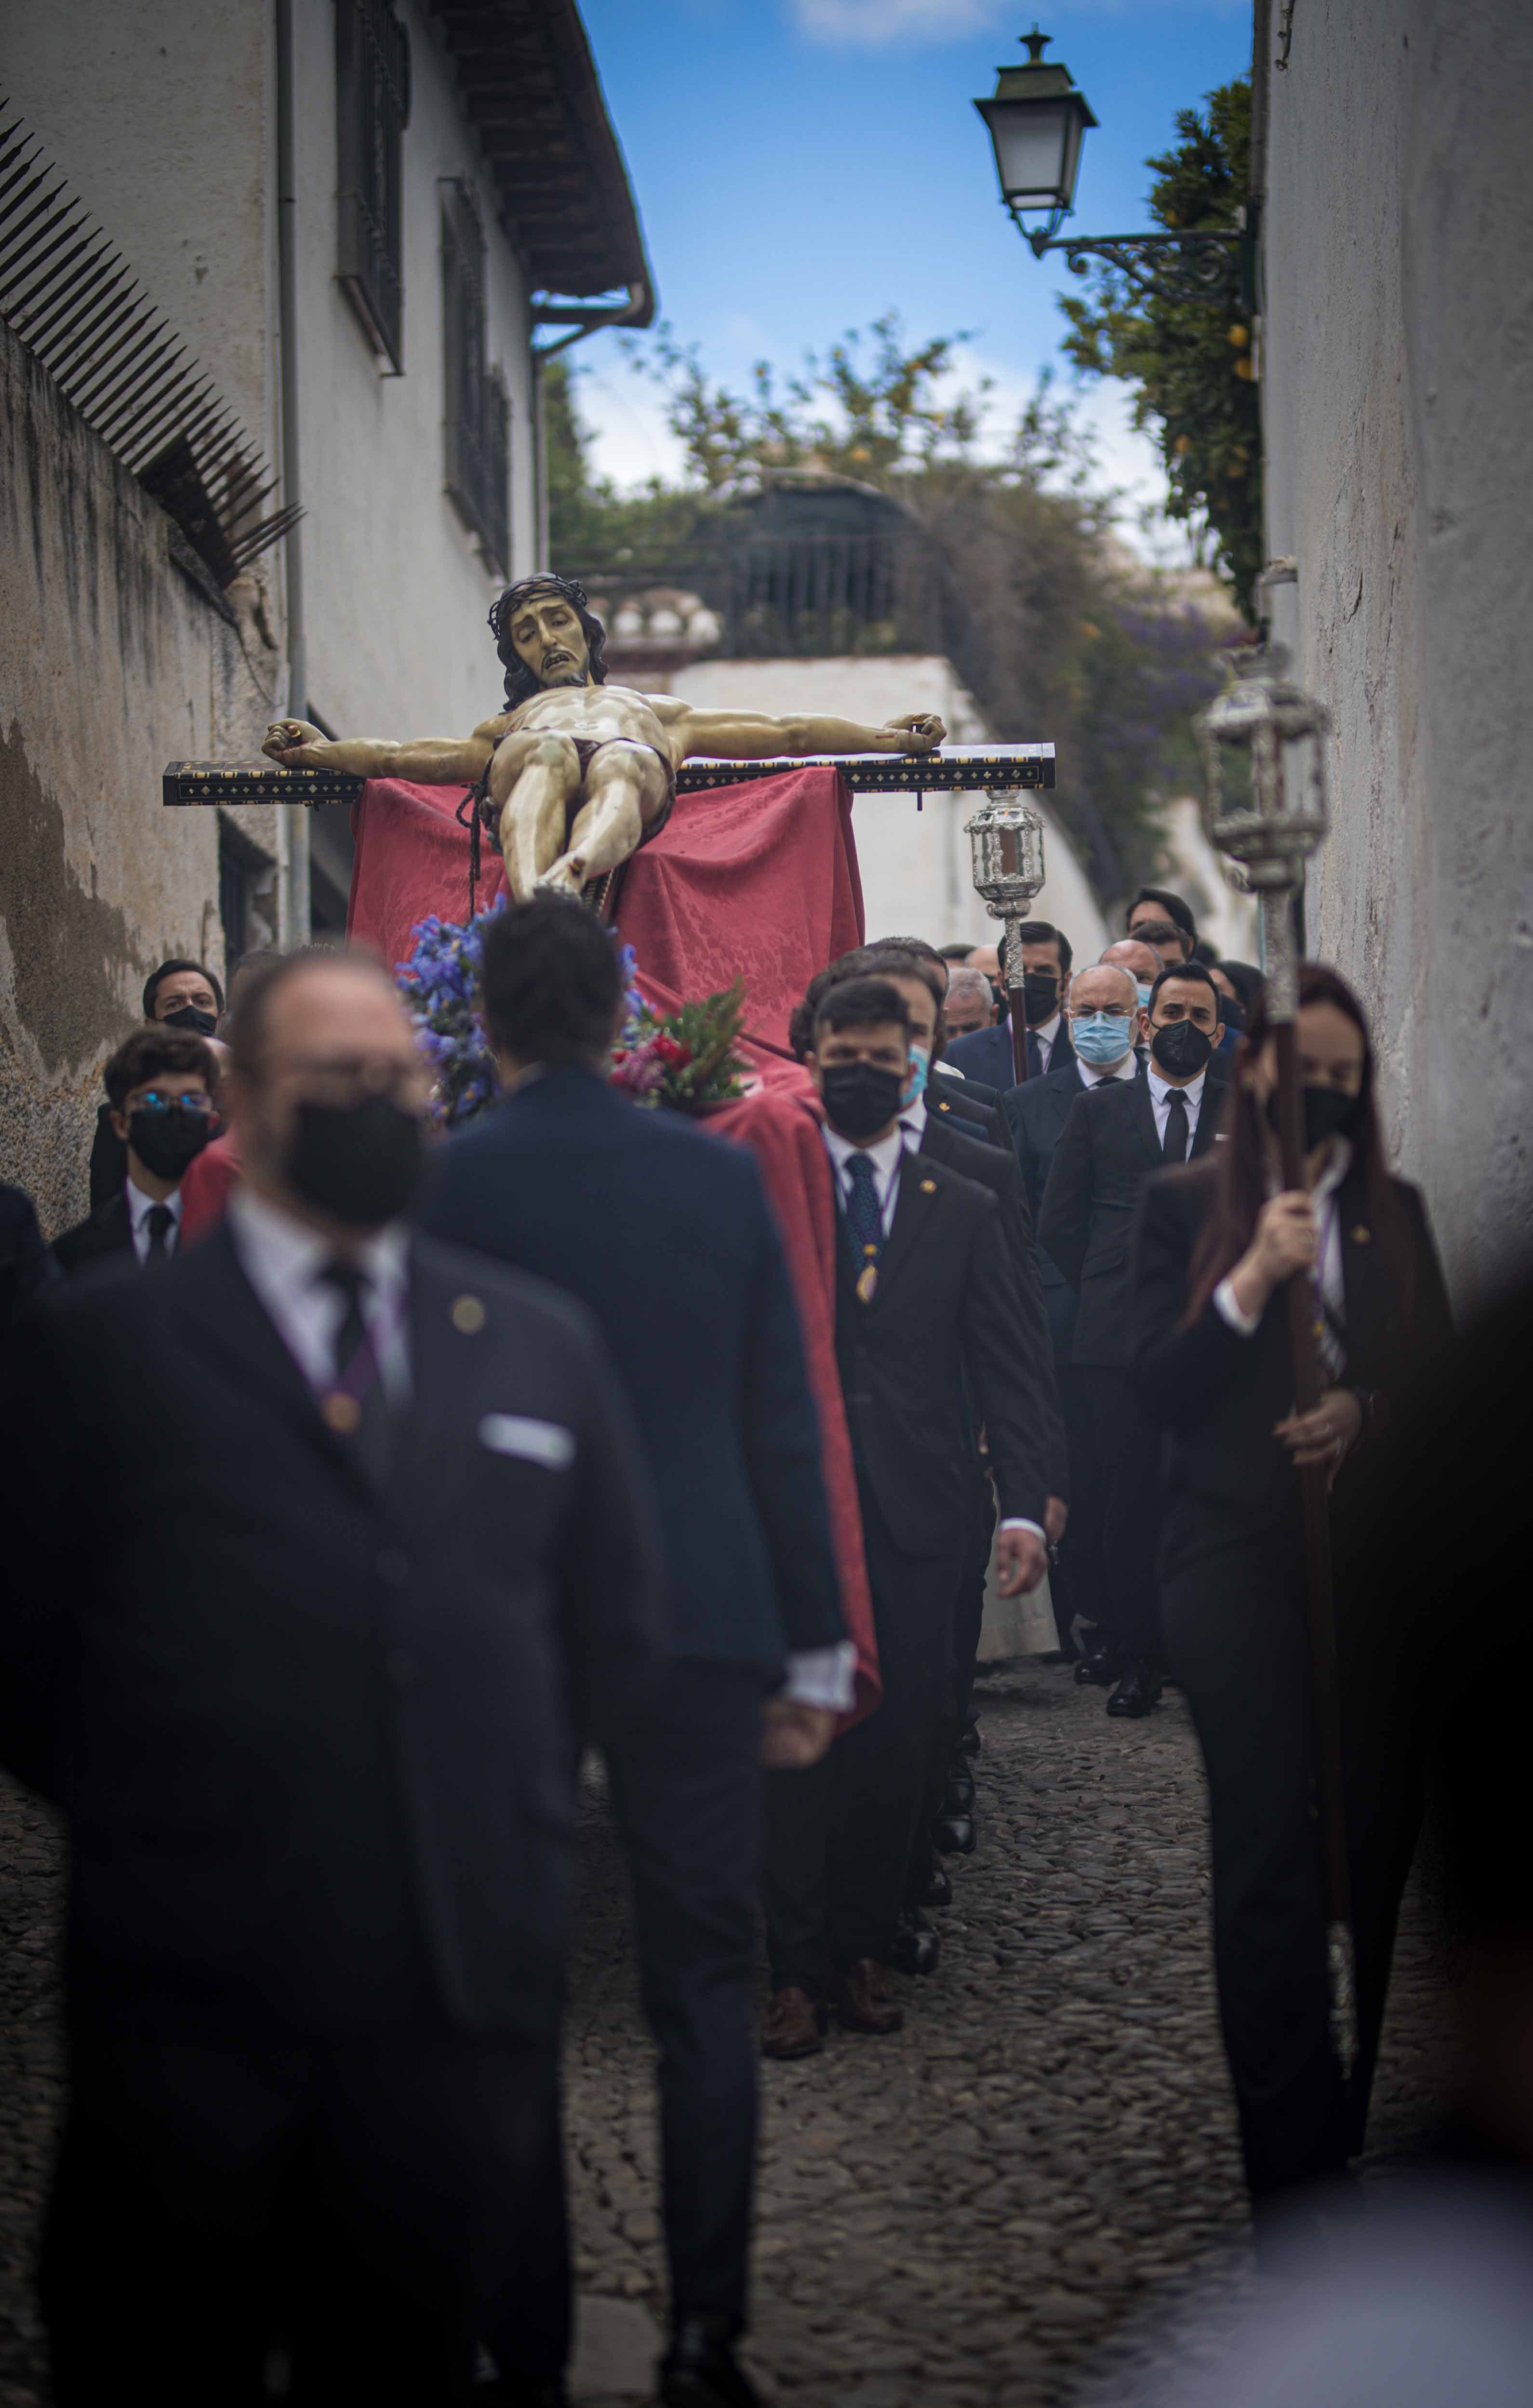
[88,1102,128,1212]
[914,1111,1066,1497]
[1001,1059,1102,1360]
[1038,1060,1228,1368]
[0,1184,56,1334]
[1130,1156,1453,1514]
[417,1066,842,1673]
[927,1080,1006,1151]
[833,1149,1047,1551]
[52,1191,135,1275]
[0,1224,664,2043]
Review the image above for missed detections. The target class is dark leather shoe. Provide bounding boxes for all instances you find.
[830,1957,904,2034]
[1075,1638,1121,1686]
[659,2315,761,2408]
[931,1810,975,1854]
[1106,1658,1164,1718]
[956,1719,981,1757]
[890,1911,941,1976]
[761,1985,826,2060]
[920,1863,953,1907]
[943,1768,976,1813]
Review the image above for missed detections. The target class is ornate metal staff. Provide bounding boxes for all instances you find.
[964,793,1047,1084]
[1196,649,1358,2081]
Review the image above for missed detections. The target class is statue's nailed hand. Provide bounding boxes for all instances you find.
[883,713,946,755]
[263,718,328,766]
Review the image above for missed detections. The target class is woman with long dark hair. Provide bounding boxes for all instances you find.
[1130,964,1452,2225]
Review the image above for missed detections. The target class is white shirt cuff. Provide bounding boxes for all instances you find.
[782,1639,857,1713]
[1213,1275,1262,1337]
[998,1518,1046,1543]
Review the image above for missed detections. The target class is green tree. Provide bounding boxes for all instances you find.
[1057,77,1262,623]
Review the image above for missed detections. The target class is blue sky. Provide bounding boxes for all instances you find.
[567,0,1252,550]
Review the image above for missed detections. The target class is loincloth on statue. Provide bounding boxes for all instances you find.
[474,736,677,860]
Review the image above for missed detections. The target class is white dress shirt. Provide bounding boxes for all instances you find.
[1147,1064,1209,1151]
[1213,1138,1352,1377]
[1077,1050,1138,1091]
[821,1122,906,1236]
[228,1188,413,1402]
[125,1176,183,1264]
[1032,1011,1063,1074]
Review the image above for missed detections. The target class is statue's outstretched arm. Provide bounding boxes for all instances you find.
[665,703,946,762]
[261,718,499,783]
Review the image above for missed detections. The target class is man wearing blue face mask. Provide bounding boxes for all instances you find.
[1039,964,1230,1718]
[1004,965,1143,1672]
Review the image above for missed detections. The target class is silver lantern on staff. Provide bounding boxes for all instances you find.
[1195,646,1331,1019]
[964,792,1047,1082]
[1195,644,1356,2082]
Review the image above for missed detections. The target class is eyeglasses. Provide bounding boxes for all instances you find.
[260,1054,427,1107]
[1069,1006,1133,1023]
[131,1090,215,1116]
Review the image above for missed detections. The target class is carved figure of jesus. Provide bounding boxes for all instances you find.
[262,573,946,900]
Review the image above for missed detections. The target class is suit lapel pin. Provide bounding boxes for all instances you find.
[321,1392,361,1434]
[451,1294,486,1334]
[919,1178,937,1193]
[1350,1225,1371,1245]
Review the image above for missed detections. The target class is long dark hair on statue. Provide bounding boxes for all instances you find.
[1181,961,1416,1329]
[487,575,609,712]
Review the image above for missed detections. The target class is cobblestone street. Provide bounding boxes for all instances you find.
[2,1661,1452,2408]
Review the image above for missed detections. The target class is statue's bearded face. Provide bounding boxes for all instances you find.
[509,593,590,690]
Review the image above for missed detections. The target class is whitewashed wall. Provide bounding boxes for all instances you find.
[1263,0,1533,1304]
[673,654,1109,963]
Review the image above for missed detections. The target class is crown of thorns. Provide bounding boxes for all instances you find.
[486,574,592,647]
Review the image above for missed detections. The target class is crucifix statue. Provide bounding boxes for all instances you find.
[263,573,946,900]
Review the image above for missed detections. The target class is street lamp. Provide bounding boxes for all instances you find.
[964,792,1046,1082]
[974,28,1245,306]
[973,27,1096,241]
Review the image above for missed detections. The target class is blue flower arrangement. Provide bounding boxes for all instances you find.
[397,908,651,1130]
[395,902,504,1128]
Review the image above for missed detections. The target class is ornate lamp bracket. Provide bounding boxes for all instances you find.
[1024,225,1244,306]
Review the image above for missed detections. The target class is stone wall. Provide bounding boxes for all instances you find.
[1263,0,1533,1306]
[0,321,278,1237]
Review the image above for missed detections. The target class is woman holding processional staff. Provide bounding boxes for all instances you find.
[1129,964,1452,2229]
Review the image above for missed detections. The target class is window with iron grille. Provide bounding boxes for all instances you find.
[441,179,511,575]
[336,0,411,373]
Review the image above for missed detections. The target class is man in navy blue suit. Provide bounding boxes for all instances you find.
[943,920,1077,1091]
[417,898,846,2408]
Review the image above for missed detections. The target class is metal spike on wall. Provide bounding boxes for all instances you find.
[0,95,299,585]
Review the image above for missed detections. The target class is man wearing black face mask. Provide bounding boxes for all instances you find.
[2,949,665,2405]
[760,977,1049,2045]
[54,1028,217,1274]
[944,921,1076,1090]
[1039,966,1229,1719]
[86,958,227,1211]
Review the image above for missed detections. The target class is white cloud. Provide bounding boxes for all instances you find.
[787,0,1243,42]
[578,363,691,491]
[788,0,1000,47]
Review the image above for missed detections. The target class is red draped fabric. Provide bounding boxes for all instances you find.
[701,1089,879,1729]
[346,766,864,1067]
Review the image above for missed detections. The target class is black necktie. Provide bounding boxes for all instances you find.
[145,1205,174,1257]
[318,1259,393,1482]
[1162,1088,1190,1164]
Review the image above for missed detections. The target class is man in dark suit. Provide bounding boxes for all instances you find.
[0,951,664,2408]
[1039,963,1229,1718]
[86,957,225,1210]
[1004,962,1144,1664]
[762,976,1050,2048]
[54,1026,218,1274]
[417,898,844,2408]
[0,1184,56,1334]
[944,919,1077,1090]
[865,949,1066,1910]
